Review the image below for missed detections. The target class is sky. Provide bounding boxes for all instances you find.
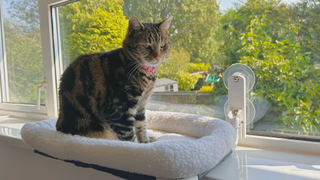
[2,1,10,18]
[1,0,304,18]
[218,0,302,11]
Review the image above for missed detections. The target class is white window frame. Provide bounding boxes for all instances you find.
[239,135,320,155]
[0,0,319,154]
[37,0,67,118]
[0,0,58,119]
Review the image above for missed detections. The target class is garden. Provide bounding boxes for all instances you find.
[3,0,319,136]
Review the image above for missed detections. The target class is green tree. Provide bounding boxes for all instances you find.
[240,16,319,133]
[213,0,292,66]
[59,0,128,68]
[219,0,291,32]
[212,0,320,134]
[291,0,320,61]
[3,0,44,104]
[158,49,202,91]
[5,0,40,32]
[158,49,190,80]
[187,63,210,73]
[122,0,219,63]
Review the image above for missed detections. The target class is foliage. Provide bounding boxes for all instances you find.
[5,0,40,32]
[213,24,243,65]
[59,0,128,68]
[3,0,44,104]
[211,0,320,134]
[219,0,291,32]
[213,0,292,65]
[176,72,202,91]
[122,0,219,63]
[158,49,190,80]
[187,63,210,73]
[198,86,214,92]
[239,16,320,133]
[3,0,320,136]
[158,49,203,91]
[291,0,320,61]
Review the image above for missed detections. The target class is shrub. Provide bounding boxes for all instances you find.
[198,86,214,92]
[176,71,202,91]
[239,15,320,133]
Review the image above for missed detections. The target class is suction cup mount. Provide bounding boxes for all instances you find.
[224,99,256,125]
[223,63,256,141]
[223,63,255,92]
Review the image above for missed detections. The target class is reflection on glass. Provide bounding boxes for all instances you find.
[54,0,319,139]
[0,126,21,138]
[207,147,320,180]
[2,0,45,104]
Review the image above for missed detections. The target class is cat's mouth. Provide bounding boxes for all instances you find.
[141,66,155,72]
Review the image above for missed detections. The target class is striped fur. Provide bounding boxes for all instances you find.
[56,16,173,143]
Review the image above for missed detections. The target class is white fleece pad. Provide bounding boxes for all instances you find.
[21,111,236,179]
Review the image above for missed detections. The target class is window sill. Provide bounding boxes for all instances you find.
[0,117,319,180]
[205,146,320,180]
[239,135,320,156]
[0,109,55,120]
[0,117,34,150]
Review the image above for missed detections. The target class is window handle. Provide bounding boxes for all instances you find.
[37,78,47,110]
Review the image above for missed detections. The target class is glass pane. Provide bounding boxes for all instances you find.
[2,0,45,104]
[54,0,320,140]
[215,0,320,139]
[57,0,127,71]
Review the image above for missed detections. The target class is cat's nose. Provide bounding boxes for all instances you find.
[155,56,161,60]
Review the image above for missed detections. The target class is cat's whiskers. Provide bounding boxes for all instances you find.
[127,64,141,82]
[127,66,138,82]
[126,63,137,77]
[126,61,140,81]
[125,61,138,69]
[132,65,141,81]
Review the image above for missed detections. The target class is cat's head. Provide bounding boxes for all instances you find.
[122,16,173,67]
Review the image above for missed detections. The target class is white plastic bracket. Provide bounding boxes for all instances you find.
[227,73,246,140]
[37,77,47,110]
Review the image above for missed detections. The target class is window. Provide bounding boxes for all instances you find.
[216,0,320,141]
[0,0,56,119]
[48,0,320,142]
[0,0,319,144]
[1,0,44,104]
[170,85,174,92]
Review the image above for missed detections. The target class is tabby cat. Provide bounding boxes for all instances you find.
[56,16,173,143]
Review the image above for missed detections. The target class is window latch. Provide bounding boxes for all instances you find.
[37,78,47,110]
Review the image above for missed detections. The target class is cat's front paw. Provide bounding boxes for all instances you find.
[149,136,156,142]
[140,136,156,143]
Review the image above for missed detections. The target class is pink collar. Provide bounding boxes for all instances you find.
[142,66,155,72]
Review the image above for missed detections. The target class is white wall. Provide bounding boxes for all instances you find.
[153,84,178,92]
[0,136,123,180]
[173,84,178,91]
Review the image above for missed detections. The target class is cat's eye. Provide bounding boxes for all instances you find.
[161,43,166,48]
[144,44,151,49]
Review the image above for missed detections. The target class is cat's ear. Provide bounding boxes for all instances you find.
[126,16,144,36]
[159,16,173,34]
